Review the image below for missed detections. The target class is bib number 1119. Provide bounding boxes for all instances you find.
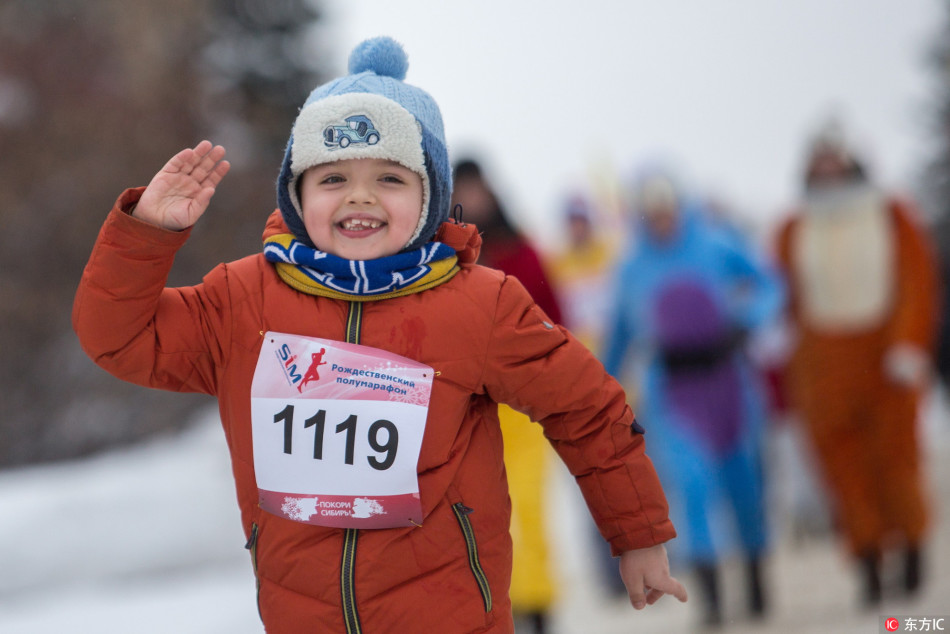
[273,404,398,471]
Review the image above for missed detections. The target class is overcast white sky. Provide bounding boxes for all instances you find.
[324,0,943,243]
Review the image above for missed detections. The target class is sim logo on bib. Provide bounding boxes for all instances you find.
[276,343,329,393]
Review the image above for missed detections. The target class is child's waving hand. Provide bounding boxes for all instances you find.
[134,140,230,230]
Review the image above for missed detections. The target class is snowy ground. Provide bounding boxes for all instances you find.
[1,393,948,634]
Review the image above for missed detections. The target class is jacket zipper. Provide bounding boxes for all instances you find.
[346,300,363,346]
[452,502,493,612]
[341,301,364,634]
[341,527,361,634]
[244,523,262,619]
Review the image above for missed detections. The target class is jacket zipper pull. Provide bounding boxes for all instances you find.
[244,524,258,550]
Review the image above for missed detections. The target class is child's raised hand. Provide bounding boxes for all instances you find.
[134,141,231,230]
[619,544,688,610]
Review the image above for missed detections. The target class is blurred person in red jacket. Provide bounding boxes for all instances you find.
[452,157,563,634]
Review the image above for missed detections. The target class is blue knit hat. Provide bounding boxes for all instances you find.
[276,37,451,251]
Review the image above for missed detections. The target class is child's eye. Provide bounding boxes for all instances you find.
[380,175,405,184]
[320,175,345,185]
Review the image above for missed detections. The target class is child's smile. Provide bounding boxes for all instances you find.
[339,216,385,232]
[300,158,424,260]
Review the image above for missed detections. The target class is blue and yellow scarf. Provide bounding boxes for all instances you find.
[263,233,459,301]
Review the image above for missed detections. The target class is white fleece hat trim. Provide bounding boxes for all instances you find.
[289,93,430,247]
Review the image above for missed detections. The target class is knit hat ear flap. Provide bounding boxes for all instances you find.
[275,37,451,253]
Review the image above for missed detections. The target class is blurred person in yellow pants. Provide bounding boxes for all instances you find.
[500,404,557,630]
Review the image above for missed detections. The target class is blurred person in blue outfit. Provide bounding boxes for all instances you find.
[602,169,785,627]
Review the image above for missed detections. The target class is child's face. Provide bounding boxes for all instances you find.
[300,158,424,260]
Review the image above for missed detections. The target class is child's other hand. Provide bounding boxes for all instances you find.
[134,141,231,230]
[619,544,688,610]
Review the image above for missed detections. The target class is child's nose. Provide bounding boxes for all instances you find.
[345,181,376,205]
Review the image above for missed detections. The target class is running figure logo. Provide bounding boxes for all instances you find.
[299,348,328,392]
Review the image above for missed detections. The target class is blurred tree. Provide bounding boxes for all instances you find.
[925,1,950,387]
[0,0,330,466]
[927,2,950,231]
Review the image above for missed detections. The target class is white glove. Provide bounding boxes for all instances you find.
[883,343,930,388]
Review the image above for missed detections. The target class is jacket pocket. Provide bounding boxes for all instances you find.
[452,502,493,613]
[244,523,262,620]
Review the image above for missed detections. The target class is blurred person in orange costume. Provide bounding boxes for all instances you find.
[775,121,939,606]
[452,157,563,634]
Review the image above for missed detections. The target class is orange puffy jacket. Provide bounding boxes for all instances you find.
[73,188,675,633]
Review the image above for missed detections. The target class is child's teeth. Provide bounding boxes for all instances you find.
[343,218,382,230]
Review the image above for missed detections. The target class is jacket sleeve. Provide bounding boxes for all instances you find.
[72,188,231,395]
[480,274,675,555]
[890,199,940,351]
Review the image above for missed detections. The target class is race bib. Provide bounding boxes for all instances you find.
[250,332,432,528]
